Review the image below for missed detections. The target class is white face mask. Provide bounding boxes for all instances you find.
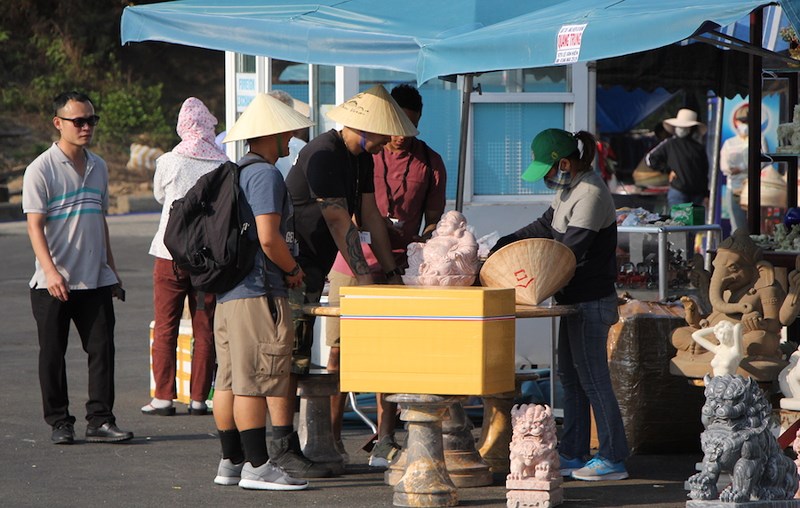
[674,127,691,138]
[736,123,749,136]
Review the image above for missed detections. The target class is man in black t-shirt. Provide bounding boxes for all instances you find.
[285,85,418,459]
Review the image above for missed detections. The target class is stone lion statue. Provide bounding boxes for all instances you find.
[688,375,798,502]
[507,404,559,481]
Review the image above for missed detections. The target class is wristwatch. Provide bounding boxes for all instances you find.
[284,264,301,277]
[385,267,404,278]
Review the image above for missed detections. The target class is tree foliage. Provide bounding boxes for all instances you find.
[0,1,220,150]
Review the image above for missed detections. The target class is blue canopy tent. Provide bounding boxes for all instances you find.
[121,0,800,212]
[121,1,800,83]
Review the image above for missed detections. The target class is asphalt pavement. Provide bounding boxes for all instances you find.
[0,213,701,507]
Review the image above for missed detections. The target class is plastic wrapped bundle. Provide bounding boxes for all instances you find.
[604,299,705,454]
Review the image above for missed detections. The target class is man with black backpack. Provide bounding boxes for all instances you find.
[210,93,331,491]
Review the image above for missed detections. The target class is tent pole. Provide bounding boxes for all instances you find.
[747,8,764,234]
[455,74,474,212]
[707,56,727,237]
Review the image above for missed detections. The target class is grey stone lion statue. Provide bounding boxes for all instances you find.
[688,374,798,502]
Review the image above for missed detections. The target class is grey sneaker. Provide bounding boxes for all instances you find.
[214,458,244,486]
[368,435,401,468]
[238,461,309,491]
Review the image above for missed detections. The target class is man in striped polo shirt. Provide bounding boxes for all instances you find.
[23,91,133,445]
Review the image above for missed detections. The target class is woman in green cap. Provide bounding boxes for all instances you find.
[491,128,629,481]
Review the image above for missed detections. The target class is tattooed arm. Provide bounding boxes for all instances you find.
[319,196,373,285]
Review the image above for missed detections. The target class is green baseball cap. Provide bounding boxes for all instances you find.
[521,128,578,182]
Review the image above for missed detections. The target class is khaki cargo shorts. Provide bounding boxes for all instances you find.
[214,295,293,397]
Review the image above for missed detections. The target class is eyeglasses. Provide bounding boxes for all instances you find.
[58,115,100,128]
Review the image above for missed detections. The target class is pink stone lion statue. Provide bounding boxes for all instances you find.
[507,404,560,481]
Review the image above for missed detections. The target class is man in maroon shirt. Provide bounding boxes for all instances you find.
[374,84,448,267]
[326,84,447,467]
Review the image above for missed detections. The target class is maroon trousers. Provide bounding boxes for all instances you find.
[151,257,216,402]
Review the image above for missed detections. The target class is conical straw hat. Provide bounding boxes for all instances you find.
[479,239,576,305]
[223,93,315,143]
[326,85,418,137]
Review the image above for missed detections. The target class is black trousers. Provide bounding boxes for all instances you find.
[30,286,116,427]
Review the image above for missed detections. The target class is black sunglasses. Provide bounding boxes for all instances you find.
[58,115,100,128]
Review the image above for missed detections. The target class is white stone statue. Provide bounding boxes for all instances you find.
[778,105,800,153]
[691,321,744,377]
[403,210,479,286]
[779,350,800,410]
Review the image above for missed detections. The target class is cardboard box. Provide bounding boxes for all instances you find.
[670,203,705,225]
[149,319,193,404]
[340,285,516,395]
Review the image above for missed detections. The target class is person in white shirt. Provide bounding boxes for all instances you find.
[720,104,768,233]
[268,90,309,179]
[143,97,228,417]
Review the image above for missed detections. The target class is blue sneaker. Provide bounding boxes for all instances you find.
[559,454,585,477]
[571,455,628,481]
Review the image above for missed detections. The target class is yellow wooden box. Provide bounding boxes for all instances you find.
[340,285,516,395]
[149,319,193,404]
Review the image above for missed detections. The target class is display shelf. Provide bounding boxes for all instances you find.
[617,224,722,301]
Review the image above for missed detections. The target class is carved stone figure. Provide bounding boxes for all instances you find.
[778,105,800,153]
[671,229,800,380]
[793,427,800,498]
[691,321,744,377]
[507,404,559,482]
[403,210,479,286]
[688,375,798,502]
[780,350,800,410]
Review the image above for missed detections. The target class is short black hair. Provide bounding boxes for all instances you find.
[53,91,93,116]
[390,84,423,113]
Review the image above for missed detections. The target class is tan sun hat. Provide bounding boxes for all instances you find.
[223,93,314,143]
[663,108,707,136]
[479,239,576,305]
[326,84,418,137]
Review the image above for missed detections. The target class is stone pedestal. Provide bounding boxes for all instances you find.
[780,408,800,435]
[477,373,542,474]
[477,391,514,474]
[506,478,563,508]
[297,369,345,475]
[442,402,493,487]
[386,402,493,488]
[686,501,800,507]
[387,394,459,508]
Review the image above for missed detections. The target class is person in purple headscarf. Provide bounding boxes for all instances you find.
[142,97,229,417]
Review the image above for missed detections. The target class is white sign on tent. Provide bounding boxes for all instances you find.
[555,24,587,64]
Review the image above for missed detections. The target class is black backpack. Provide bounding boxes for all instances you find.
[163,160,259,294]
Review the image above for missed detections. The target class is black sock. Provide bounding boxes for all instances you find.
[240,427,268,467]
[272,424,293,440]
[218,429,244,464]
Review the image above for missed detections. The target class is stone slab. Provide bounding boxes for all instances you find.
[780,408,800,435]
[506,487,563,507]
[0,202,23,222]
[116,194,160,214]
[686,500,800,507]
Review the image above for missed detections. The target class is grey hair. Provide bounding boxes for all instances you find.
[268,90,294,108]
